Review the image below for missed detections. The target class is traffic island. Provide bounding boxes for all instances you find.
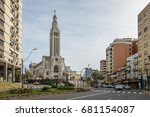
[0,86,90,100]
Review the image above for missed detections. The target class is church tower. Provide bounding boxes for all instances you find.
[50,10,60,56]
[49,11,65,79]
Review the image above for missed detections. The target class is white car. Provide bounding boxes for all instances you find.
[114,84,124,90]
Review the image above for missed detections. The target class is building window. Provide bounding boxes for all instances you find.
[144,58,148,64]
[144,42,148,48]
[138,53,142,58]
[0,8,4,16]
[144,26,148,32]
[144,50,148,55]
[0,29,4,36]
[144,19,148,25]
[54,65,59,73]
[0,39,4,46]
[144,11,148,17]
[46,71,49,75]
[45,63,47,69]
[144,34,148,40]
[138,17,142,22]
[138,31,142,37]
[0,19,4,26]
[54,32,59,36]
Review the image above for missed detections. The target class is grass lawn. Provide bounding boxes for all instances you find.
[0,82,21,90]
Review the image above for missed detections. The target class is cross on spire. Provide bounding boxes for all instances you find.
[54,10,56,15]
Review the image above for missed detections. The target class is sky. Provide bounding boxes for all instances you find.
[23,0,150,71]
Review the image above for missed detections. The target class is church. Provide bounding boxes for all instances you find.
[29,11,66,80]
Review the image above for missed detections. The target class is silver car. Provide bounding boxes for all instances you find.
[114,84,124,90]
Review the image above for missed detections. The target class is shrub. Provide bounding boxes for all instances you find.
[41,87,50,92]
[51,85,57,88]
[58,86,74,90]
[9,88,32,94]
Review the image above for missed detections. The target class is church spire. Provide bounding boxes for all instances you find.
[52,10,58,28]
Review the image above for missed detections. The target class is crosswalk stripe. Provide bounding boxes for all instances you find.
[92,90,145,96]
[133,92,136,94]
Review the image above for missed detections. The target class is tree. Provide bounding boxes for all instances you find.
[92,70,104,87]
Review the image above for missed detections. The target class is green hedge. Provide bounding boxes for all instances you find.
[41,87,51,92]
[9,88,33,94]
[58,86,74,90]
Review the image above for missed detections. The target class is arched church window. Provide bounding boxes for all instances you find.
[54,32,59,36]
[54,65,59,73]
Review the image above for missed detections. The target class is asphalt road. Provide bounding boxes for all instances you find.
[27,88,150,100]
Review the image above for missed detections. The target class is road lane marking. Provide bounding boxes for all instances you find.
[128,92,131,94]
[139,92,142,95]
[117,91,120,93]
[133,92,136,94]
[112,91,116,93]
[67,92,108,100]
[122,91,125,94]
[107,98,112,100]
[107,91,111,93]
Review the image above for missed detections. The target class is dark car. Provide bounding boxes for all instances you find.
[114,84,124,90]
[124,85,131,90]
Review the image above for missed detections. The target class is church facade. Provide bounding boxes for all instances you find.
[29,12,65,79]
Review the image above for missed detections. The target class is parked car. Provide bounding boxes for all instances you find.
[114,84,124,90]
[101,84,107,88]
[124,85,131,90]
[107,84,113,88]
[33,82,40,85]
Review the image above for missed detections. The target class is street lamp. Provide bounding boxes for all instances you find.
[21,48,37,88]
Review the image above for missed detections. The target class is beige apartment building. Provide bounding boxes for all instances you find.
[100,59,107,81]
[0,0,22,82]
[138,3,150,79]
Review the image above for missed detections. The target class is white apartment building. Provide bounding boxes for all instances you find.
[0,0,22,82]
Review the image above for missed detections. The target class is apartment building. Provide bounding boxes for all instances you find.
[106,44,113,74]
[100,59,107,74]
[100,59,107,82]
[106,38,133,73]
[0,0,22,82]
[138,3,150,79]
[106,38,138,82]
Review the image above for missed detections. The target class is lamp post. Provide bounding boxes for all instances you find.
[21,48,37,88]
